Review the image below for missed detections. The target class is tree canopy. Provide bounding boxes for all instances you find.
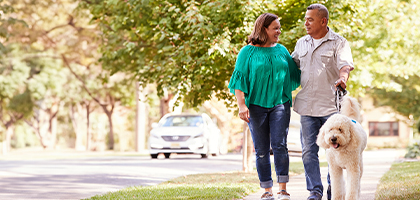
[83,0,420,129]
[82,0,360,108]
[1,0,420,151]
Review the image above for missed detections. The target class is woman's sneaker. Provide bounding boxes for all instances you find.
[278,190,291,200]
[261,191,275,200]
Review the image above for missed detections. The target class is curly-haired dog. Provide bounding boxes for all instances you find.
[316,96,367,200]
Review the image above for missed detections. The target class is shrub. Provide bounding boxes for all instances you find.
[404,140,420,159]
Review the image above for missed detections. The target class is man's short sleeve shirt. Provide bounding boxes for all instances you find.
[291,29,354,116]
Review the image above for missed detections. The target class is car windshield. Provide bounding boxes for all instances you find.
[162,116,203,127]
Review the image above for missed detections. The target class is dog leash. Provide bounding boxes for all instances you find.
[335,84,347,113]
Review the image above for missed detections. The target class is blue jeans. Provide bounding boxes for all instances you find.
[247,102,290,188]
[300,114,334,196]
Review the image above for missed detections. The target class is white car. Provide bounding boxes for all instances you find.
[148,113,222,159]
[267,120,302,155]
[287,120,302,153]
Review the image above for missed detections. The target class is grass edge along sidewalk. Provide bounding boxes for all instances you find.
[84,161,325,200]
[84,171,260,200]
[375,160,420,200]
[83,159,420,200]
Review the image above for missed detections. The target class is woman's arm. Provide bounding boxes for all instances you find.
[235,90,249,123]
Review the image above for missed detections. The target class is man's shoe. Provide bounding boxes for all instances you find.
[307,192,322,200]
[327,185,331,200]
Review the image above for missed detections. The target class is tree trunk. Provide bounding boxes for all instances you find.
[104,109,114,150]
[86,104,91,151]
[34,128,47,149]
[47,105,59,149]
[3,126,14,154]
[26,116,47,149]
[160,93,173,118]
[69,104,87,151]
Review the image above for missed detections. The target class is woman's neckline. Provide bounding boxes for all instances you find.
[250,43,278,48]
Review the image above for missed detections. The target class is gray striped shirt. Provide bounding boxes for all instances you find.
[291,28,354,116]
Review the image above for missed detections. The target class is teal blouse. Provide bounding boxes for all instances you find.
[228,43,301,108]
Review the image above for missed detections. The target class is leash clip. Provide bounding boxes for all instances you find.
[335,85,347,113]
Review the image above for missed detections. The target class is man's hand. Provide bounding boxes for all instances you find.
[335,78,347,91]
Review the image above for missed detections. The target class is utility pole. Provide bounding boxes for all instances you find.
[135,82,147,153]
[242,122,253,172]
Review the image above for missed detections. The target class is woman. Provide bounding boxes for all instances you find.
[228,13,300,200]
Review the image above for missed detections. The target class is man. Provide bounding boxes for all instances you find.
[291,4,354,200]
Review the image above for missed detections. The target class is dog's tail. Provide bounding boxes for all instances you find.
[341,96,362,123]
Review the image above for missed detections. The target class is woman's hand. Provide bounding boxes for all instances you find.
[235,90,250,123]
[238,105,250,123]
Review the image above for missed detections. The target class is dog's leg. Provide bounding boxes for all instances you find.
[330,165,345,200]
[345,162,362,200]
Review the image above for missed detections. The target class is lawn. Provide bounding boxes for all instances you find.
[84,160,326,200]
[375,160,420,200]
[85,171,260,200]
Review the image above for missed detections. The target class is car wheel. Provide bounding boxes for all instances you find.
[150,154,158,159]
[164,153,171,159]
[211,151,220,156]
[201,154,208,158]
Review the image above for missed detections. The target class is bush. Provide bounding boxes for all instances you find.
[404,141,420,159]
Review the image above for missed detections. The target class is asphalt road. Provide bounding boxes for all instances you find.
[0,152,244,200]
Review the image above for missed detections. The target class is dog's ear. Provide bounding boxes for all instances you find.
[347,123,361,150]
[317,125,329,149]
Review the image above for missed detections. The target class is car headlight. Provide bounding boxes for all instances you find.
[150,131,160,139]
[193,132,204,138]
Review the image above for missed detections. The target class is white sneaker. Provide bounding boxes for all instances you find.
[278,190,290,200]
[261,191,275,200]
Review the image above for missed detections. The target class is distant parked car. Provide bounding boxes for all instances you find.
[287,120,302,153]
[267,120,302,155]
[148,113,222,159]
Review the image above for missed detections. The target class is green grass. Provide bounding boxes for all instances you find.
[85,183,258,200]
[375,161,420,200]
[289,160,328,175]
[85,172,260,200]
[85,161,328,200]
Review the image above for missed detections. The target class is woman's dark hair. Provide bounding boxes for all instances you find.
[247,13,278,45]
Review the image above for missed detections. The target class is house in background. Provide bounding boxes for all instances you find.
[361,97,412,148]
[291,96,413,149]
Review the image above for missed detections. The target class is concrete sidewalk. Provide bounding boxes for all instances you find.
[243,149,405,200]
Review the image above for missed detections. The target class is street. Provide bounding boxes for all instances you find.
[0,152,243,200]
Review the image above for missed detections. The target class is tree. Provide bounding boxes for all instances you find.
[0,0,27,50]
[24,55,71,148]
[82,0,248,108]
[63,55,137,149]
[3,0,137,150]
[350,0,420,130]
[370,75,420,122]
[82,0,361,109]
[0,46,33,152]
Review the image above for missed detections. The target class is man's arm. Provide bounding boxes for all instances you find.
[291,51,300,68]
[335,38,354,90]
[335,65,352,90]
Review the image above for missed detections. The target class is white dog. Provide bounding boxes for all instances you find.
[316,96,367,200]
